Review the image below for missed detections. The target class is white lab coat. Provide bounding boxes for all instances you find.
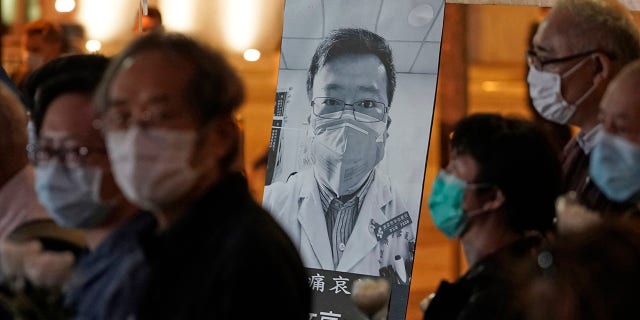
[263,169,415,277]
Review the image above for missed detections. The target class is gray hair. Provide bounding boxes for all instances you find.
[94,33,244,126]
[554,0,640,64]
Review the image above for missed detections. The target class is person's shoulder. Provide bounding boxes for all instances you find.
[263,170,310,203]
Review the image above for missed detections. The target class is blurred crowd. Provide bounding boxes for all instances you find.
[0,0,639,319]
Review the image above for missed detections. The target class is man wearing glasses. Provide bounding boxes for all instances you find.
[527,0,640,215]
[264,28,415,279]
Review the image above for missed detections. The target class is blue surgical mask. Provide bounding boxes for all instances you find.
[589,131,640,203]
[35,161,113,228]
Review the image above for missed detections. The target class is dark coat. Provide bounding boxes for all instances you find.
[138,173,311,319]
[423,236,542,320]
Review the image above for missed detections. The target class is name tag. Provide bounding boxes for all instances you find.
[370,212,412,241]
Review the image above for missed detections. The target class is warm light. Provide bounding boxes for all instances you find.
[85,40,102,52]
[78,0,138,42]
[243,49,261,62]
[159,0,196,32]
[55,0,75,12]
[223,0,260,52]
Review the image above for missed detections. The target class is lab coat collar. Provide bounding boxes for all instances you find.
[298,169,393,272]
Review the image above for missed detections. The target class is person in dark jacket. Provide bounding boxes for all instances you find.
[423,114,562,319]
[94,33,311,319]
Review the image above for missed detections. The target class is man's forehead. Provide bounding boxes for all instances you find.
[533,10,576,54]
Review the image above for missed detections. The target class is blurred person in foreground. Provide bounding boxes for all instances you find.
[95,33,310,319]
[0,83,49,240]
[527,0,640,215]
[27,54,152,319]
[513,219,640,320]
[423,114,562,319]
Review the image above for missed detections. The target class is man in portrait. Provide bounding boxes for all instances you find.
[263,28,415,279]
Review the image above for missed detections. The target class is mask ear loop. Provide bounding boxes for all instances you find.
[560,55,598,108]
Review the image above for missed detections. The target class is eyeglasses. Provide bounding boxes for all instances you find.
[101,107,189,130]
[29,144,106,167]
[526,49,601,70]
[311,97,388,123]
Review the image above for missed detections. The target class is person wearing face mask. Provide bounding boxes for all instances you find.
[588,60,640,215]
[263,28,416,280]
[11,20,68,93]
[95,33,310,319]
[526,0,640,216]
[26,54,155,320]
[423,114,562,320]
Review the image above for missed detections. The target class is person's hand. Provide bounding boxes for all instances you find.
[555,192,601,234]
[0,240,42,285]
[419,292,435,312]
[0,240,75,290]
[351,278,390,320]
[23,250,74,290]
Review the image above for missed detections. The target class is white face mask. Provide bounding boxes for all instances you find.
[527,56,596,124]
[310,115,386,196]
[106,126,199,212]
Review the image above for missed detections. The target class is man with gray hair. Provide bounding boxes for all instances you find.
[527,0,640,214]
[0,83,49,239]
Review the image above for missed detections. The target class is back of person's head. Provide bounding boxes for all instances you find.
[24,54,110,136]
[552,0,640,65]
[23,19,68,52]
[95,33,244,127]
[519,219,640,320]
[0,83,28,170]
[145,7,162,24]
[306,28,396,106]
[450,114,562,233]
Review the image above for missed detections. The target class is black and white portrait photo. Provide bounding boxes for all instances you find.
[263,0,444,317]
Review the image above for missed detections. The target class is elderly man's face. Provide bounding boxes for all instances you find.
[531,10,598,108]
[599,76,640,145]
[105,50,197,131]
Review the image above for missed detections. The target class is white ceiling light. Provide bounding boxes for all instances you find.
[85,39,102,52]
[223,0,260,52]
[408,4,434,27]
[55,0,76,12]
[243,49,261,62]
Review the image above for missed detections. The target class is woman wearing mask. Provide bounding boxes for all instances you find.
[423,114,562,320]
[27,55,156,320]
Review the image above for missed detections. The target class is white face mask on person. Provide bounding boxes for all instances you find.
[310,115,386,197]
[527,56,596,124]
[105,126,199,212]
[35,161,114,228]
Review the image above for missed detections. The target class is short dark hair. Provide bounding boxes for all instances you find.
[306,28,396,107]
[450,114,562,233]
[25,54,110,136]
[95,33,244,125]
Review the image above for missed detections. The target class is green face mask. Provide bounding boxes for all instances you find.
[429,170,467,239]
[429,170,491,239]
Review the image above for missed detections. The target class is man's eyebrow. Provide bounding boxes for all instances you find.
[357,85,384,96]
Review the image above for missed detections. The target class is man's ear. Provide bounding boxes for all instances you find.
[192,116,239,168]
[481,188,505,212]
[592,52,613,84]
